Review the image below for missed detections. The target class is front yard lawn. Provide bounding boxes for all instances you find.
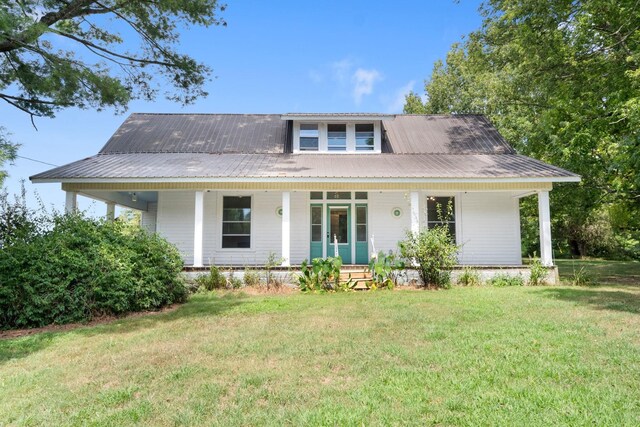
[2,285,640,426]
[556,258,640,285]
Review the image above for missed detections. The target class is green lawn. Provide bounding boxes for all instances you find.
[556,258,640,285]
[2,285,640,426]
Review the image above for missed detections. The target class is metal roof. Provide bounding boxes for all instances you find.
[31,153,579,182]
[30,113,580,183]
[99,113,289,154]
[281,113,395,121]
[383,115,515,154]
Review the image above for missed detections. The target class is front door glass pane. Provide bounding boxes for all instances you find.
[356,205,367,242]
[311,206,322,242]
[330,208,348,244]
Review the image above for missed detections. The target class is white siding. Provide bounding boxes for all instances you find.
[200,191,282,265]
[457,192,522,265]
[141,202,157,233]
[368,192,411,255]
[290,192,309,264]
[156,192,195,265]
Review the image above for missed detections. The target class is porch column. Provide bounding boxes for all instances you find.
[65,191,77,214]
[193,191,204,267]
[538,190,553,266]
[410,191,420,234]
[106,202,116,222]
[281,191,290,266]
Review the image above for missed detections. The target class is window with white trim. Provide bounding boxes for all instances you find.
[355,124,375,151]
[300,124,319,151]
[222,196,251,248]
[327,124,347,151]
[427,196,456,240]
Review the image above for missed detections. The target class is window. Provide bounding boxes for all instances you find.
[222,196,251,248]
[327,191,351,200]
[356,205,367,242]
[327,124,347,151]
[355,124,375,151]
[300,124,319,151]
[427,196,456,240]
[355,192,368,200]
[310,191,323,200]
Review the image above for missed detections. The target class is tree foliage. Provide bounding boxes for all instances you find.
[0,128,18,185]
[0,0,226,182]
[406,0,640,258]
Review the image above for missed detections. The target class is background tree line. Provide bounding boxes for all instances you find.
[405,0,640,259]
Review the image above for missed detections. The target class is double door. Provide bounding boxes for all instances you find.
[310,204,368,264]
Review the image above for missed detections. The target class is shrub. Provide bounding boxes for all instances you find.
[368,251,405,289]
[195,265,226,291]
[264,251,284,286]
[297,256,343,292]
[568,266,595,286]
[226,270,243,289]
[457,267,482,286]
[528,257,547,286]
[488,273,524,287]
[243,268,261,287]
[0,211,187,330]
[398,227,458,289]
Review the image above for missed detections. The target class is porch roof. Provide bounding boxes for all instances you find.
[31,152,579,183]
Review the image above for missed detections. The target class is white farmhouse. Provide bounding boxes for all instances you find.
[31,113,580,275]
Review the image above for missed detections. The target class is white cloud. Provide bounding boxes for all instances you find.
[352,68,382,104]
[331,59,354,83]
[387,80,416,113]
[308,69,324,84]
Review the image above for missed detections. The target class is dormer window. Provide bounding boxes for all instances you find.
[285,114,393,153]
[356,124,375,151]
[300,124,319,151]
[327,124,347,151]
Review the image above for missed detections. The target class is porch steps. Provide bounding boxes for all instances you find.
[339,269,373,290]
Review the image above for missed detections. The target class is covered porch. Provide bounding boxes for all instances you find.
[62,181,556,269]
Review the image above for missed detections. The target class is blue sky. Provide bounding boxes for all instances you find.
[3,0,484,214]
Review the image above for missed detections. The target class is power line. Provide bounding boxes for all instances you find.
[16,155,59,167]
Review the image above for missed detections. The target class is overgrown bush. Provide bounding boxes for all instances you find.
[243,268,261,287]
[528,257,547,286]
[297,256,343,292]
[368,251,405,289]
[488,273,524,287]
[567,266,595,286]
[457,267,482,286]
[226,270,243,289]
[264,251,284,286]
[0,209,187,330]
[195,265,226,291]
[398,227,458,289]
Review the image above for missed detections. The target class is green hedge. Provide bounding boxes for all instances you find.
[0,214,187,329]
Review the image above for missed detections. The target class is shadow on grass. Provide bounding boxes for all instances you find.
[0,292,247,365]
[537,285,640,315]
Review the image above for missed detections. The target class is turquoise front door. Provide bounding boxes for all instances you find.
[355,204,369,264]
[327,205,351,264]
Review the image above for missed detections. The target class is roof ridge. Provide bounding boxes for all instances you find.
[129,112,281,116]
[126,112,488,117]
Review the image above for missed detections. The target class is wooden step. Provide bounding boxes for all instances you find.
[351,279,372,290]
[339,271,371,280]
[338,269,372,291]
